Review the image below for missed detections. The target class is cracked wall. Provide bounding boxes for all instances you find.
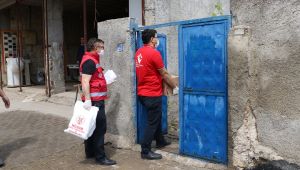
[229,0,300,168]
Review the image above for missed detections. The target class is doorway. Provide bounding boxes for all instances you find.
[133,16,230,164]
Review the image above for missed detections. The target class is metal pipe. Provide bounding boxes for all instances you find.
[16,2,22,92]
[134,15,231,31]
[0,45,2,89]
[83,0,87,51]
[43,0,51,97]
[142,0,145,25]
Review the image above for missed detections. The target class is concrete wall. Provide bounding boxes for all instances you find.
[144,0,230,25]
[47,0,65,93]
[129,0,142,25]
[229,0,300,168]
[98,17,136,148]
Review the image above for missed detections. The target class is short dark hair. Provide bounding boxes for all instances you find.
[87,38,104,51]
[142,29,157,44]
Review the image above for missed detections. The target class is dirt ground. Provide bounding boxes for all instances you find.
[0,87,206,170]
[0,111,202,170]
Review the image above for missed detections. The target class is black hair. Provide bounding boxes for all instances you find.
[142,29,157,44]
[87,38,104,52]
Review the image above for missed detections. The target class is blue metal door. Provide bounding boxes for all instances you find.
[136,33,168,144]
[179,18,230,163]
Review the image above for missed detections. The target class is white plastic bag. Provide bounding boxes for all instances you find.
[104,70,117,85]
[64,101,98,140]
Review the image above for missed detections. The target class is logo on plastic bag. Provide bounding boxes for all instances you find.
[76,115,85,125]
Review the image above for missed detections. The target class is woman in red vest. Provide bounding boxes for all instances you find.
[80,38,116,166]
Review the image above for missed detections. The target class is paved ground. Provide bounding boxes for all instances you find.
[0,111,202,170]
[0,87,206,170]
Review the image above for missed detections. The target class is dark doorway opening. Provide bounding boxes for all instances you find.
[63,0,129,91]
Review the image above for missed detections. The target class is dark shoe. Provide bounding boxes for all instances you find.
[141,151,162,160]
[156,140,171,148]
[96,157,117,165]
[0,158,4,167]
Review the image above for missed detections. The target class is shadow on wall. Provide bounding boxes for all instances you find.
[0,137,37,160]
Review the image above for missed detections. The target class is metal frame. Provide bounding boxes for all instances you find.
[178,17,231,164]
[42,0,51,97]
[16,1,23,92]
[129,18,138,143]
[130,16,231,162]
[132,15,231,31]
[0,29,18,89]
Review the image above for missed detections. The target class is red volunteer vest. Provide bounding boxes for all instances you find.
[79,52,107,101]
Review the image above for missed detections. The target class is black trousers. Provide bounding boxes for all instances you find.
[84,100,106,160]
[138,96,165,154]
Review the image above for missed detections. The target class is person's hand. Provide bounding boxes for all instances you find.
[2,95,10,108]
[83,100,92,110]
[173,86,179,95]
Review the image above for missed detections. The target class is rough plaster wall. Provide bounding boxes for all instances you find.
[98,18,135,148]
[229,26,283,169]
[169,0,230,22]
[145,0,230,25]
[144,0,230,136]
[230,0,300,167]
[47,0,65,93]
[129,0,142,25]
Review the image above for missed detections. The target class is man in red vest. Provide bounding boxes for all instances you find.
[80,38,116,165]
[0,88,10,167]
[135,29,177,160]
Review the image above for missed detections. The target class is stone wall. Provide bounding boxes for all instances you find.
[229,0,300,168]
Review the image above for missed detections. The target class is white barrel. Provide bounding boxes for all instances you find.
[6,58,24,87]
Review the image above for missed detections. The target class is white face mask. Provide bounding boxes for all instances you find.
[98,49,104,57]
[155,39,160,48]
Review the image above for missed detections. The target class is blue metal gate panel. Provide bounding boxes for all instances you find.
[179,18,230,164]
[136,33,168,143]
[157,34,168,135]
